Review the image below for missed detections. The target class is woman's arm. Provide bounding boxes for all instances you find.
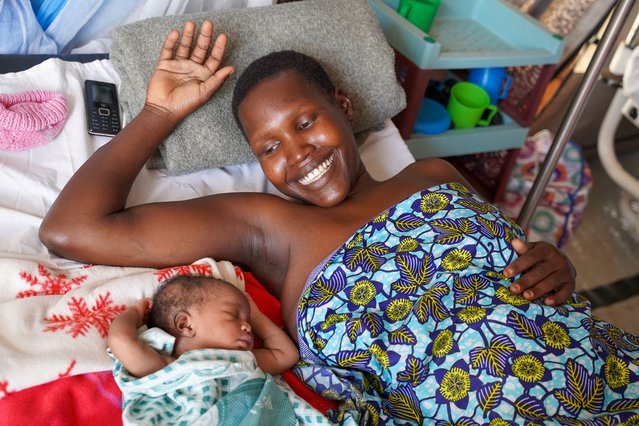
[39,21,244,268]
[108,299,173,378]
[247,294,299,375]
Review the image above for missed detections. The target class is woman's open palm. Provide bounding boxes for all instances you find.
[145,20,234,124]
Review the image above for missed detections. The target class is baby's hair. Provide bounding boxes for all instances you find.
[147,275,233,333]
[231,50,336,134]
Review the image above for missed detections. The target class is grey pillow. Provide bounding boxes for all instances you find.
[110,0,406,175]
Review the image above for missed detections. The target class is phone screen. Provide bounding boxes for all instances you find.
[91,85,114,105]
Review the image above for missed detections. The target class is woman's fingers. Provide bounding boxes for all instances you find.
[160,21,226,71]
[513,268,562,297]
[148,20,232,120]
[506,238,577,304]
[159,29,180,61]
[504,239,540,278]
[510,238,529,255]
[175,21,196,59]
[513,271,572,306]
[202,65,235,98]
[510,262,550,295]
[204,32,228,74]
[546,281,574,306]
[200,32,234,95]
[506,240,564,280]
[191,20,213,64]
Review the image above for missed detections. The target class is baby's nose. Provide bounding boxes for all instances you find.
[241,322,251,333]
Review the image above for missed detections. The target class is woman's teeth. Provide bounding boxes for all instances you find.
[299,155,334,186]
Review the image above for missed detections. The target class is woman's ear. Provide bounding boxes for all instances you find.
[334,89,354,121]
[173,311,195,337]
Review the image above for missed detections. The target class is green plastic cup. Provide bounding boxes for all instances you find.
[397,0,441,34]
[447,82,498,129]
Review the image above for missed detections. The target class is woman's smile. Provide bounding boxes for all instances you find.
[298,153,334,186]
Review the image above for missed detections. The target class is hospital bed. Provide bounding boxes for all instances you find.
[0,1,414,421]
[518,0,637,228]
[598,5,639,236]
[0,0,636,422]
[0,57,415,422]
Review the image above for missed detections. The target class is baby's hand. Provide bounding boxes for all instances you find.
[133,298,153,327]
[245,292,262,320]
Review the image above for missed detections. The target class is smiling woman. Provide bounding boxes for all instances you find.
[236,67,361,207]
[39,19,639,424]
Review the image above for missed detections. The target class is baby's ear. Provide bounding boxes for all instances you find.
[174,311,195,337]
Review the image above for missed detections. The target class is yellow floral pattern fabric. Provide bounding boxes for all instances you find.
[294,184,639,424]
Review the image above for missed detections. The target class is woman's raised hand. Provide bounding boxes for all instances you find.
[144,20,234,125]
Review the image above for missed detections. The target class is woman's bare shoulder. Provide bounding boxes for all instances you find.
[399,158,469,187]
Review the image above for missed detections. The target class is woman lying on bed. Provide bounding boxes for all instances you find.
[40,20,639,424]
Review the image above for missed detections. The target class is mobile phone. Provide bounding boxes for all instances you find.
[84,80,122,137]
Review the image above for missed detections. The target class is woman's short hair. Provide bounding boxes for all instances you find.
[231,50,335,133]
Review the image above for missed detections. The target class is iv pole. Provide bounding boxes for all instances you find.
[517,0,637,229]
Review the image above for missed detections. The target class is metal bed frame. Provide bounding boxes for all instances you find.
[518,0,637,228]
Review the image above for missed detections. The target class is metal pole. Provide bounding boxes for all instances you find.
[517,0,637,229]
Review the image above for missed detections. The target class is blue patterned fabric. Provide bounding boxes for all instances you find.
[294,183,639,425]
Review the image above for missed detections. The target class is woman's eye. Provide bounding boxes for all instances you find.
[264,142,279,155]
[297,114,318,130]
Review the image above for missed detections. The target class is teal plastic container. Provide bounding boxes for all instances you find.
[368,0,564,70]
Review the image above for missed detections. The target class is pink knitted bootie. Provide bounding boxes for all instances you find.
[0,90,68,151]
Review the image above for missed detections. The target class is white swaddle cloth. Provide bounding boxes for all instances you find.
[110,328,331,425]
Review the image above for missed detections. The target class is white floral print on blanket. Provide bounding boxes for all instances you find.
[0,256,244,398]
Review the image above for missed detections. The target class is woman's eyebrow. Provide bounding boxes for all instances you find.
[247,102,312,141]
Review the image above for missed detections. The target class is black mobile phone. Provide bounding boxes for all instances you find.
[84,80,121,137]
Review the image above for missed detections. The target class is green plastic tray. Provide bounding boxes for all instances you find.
[369,0,563,69]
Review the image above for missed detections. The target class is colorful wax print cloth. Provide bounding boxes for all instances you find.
[294,183,639,425]
[111,328,331,426]
[497,130,592,248]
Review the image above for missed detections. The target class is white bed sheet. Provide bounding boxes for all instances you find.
[0,58,414,270]
[68,0,277,54]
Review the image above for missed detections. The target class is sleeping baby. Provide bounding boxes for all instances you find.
[107,275,328,425]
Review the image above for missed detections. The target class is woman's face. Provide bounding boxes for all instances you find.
[238,71,362,207]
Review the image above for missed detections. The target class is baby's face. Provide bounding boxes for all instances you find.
[191,286,253,351]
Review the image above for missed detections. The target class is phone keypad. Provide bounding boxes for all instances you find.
[89,107,121,136]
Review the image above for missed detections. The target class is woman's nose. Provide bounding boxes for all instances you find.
[286,137,314,164]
